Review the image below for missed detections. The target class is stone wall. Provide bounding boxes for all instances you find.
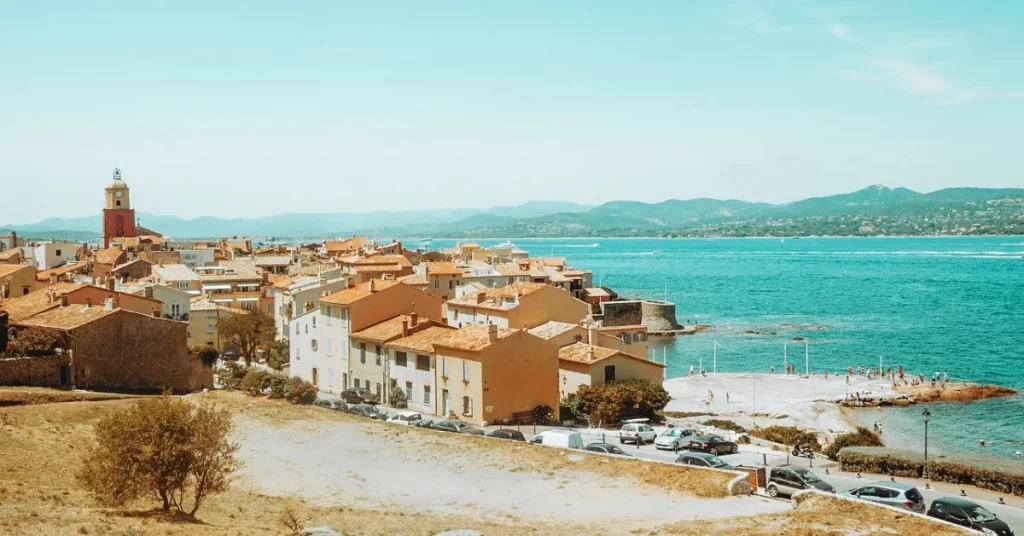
[0,354,67,387]
[640,300,682,332]
[600,300,643,327]
[72,310,213,392]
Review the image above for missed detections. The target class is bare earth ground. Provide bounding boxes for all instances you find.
[0,388,968,535]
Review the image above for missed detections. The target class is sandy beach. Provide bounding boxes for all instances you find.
[663,372,899,437]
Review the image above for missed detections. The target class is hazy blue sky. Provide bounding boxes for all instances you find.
[2,1,1023,224]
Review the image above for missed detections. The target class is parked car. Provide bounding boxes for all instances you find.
[328,400,348,412]
[675,451,734,469]
[387,411,423,426]
[766,465,834,498]
[430,420,485,435]
[486,429,526,441]
[927,497,1014,535]
[619,423,657,444]
[340,387,380,405]
[530,429,584,449]
[347,404,387,420]
[686,435,739,455]
[838,481,925,513]
[313,399,333,409]
[654,428,697,451]
[584,443,632,457]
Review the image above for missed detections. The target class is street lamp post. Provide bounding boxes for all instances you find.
[922,409,932,480]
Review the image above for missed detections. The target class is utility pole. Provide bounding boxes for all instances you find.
[805,340,809,376]
[713,339,718,374]
[784,342,788,374]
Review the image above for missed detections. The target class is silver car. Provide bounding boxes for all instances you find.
[838,481,926,513]
[654,428,697,450]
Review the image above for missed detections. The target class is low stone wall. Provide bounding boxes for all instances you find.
[0,355,67,387]
[641,300,682,332]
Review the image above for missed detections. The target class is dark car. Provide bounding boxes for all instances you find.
[766,465,835,498]
[486,429,526,441]
[432,420,485,435]
[675,451,734,469]
[347,404,386,419]
[686,434,739,455]
[928,497,1014,535]
[584,443,633,457]
[328,400,348,412]
[313,399,333,409]
[341,388,380,405]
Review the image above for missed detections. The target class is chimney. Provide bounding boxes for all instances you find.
[60,294,69,307]
[10,231,17,248]
[401,320,409,337]
[587,346,595,362]
[106,276,115,291]
[587,323,599,345]
[476,292,486,304]
[104,297,114,310]
[487,323,498,343]
[304,301,314,313]
[410,311,418,326]
[84,298,92,309]
[369,279,377,293]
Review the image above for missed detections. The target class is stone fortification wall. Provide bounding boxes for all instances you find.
[600,301,643,327]
[641,300,682,332]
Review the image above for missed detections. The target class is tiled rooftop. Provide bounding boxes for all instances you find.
[527,320,578,340]
[0,282,86,322]
[152,263,200,282]
[320,279,400,305]
[18,304,118,330]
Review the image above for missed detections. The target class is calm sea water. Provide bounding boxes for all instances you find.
[426,236,1024,458]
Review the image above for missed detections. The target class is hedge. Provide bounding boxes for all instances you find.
[221,363,316,405]
[702,419,747,434]
[750,425,820,452]
[822,427,883,460]
[839,447,1024,496]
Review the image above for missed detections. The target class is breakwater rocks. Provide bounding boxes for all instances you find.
[838,383,1017,408]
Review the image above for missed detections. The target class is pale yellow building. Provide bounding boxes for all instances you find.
[445,281,590,330]
[557,342,665,399]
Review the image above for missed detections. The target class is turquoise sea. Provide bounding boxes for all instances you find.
[426,236,1024,458]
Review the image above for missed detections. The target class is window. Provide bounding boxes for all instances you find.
[375,345,381,366]
[312,316,316,327]
[449,280,456,289]
[294,323,298,334]
[395,351,407,367]
[311,339,318,351]
[423,385,431,405]
[405,381,412,397]
[416,355,430,371]
[295,347,300,360]
[304,324,308,334]
[462,360,469,381]
[353,378,360,388]
[325,306,332,325]
[376,383,381,396]
[441,357,448,377]
[326,337,332,355]
[55,249,62,256]
[342,372,348,388]
[328,368,334,386]
[359,343,366,363]
[619,333,630,344]
[177,282,188,289]
[462,396,473,416]
[434,279,440,289]
[206,323,214,334]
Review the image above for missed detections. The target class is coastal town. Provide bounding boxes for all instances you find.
[1,169,1021,535]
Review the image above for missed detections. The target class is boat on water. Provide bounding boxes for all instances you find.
[640,250,663,256]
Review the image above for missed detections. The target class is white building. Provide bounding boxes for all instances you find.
[33,242,79,270]
[288,308,322,388]
[118,281,192,321]
[177,249,215,269]
[271,273,349,340]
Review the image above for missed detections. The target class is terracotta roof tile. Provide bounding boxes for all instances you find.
[386,325,459,353]
[0,248,22,262]
[354,255,411,268]
[527,320,578,340]
[351,315,441,343]
[0,282,86,322]
[93,247,125,265]
[35,262,88,282]
[446,281,548,310]
[0,264,32,279]
[397,273,428,286]
[424,262,462,275]
[17,304,119,330]
[320,279,400,305]
[433,324,517,352]
[558,342,665,368]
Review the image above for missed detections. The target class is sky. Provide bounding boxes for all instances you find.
[2,1,1023,224]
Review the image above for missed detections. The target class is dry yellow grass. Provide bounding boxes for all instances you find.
[0,386,141,406]
[0,387,972,535]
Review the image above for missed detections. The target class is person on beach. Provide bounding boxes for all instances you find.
[825,369,829,380]
[701,368,707,378]
[725,392,730,403]
[770,364,775,374]
[708,390,714,404]
[846,374,850,385]
[689,364,694,378]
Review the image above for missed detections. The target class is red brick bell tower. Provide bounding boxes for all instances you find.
[102,168,136,248]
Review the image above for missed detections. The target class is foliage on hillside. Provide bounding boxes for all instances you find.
[562,379,670,425]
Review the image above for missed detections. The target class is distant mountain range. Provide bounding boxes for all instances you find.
[3,186,1023,240]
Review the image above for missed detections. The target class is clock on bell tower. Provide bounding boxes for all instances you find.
[102,168,137,248]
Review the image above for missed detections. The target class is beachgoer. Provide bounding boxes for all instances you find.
[689,364,694,378]
[770,364,775,374]
[846,374,850,385]
[725,392,730,403]
[701,369,707,378]
[825,369,829,380]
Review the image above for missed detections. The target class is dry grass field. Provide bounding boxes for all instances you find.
[0,388,969,535]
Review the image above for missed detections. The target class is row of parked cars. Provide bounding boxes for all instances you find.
[620,423,740,455]
[766,466,1014,535]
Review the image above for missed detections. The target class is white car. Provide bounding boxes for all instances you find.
[530,429,584,449]
[387,411,423,426]
[654,427,697,450]
[619,423,657,444]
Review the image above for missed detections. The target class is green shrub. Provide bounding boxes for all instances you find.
[839,447,1024,496]
[750,425,820,452]
[389,387,408,408]
[570,379,670,426]
[823,427,883,460]
[702,419,747,433]
[239,370,271,395]
[220,362,249,390]
[532,405,555,425]
[285,377,317,405]
[559,395,588,424]
[266,374,291,399]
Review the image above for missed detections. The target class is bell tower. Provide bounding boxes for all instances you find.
[102,168,137,248]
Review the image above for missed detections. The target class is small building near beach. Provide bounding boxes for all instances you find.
[557,342,665,399]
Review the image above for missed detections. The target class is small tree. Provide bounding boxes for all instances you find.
[266,339,290,371]
[77,395,239,517]
[572,379,670,425]
[3,327,66,357]
[389,386,408,408]
[217,310,275,366]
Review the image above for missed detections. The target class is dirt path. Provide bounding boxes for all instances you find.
[232,415,787,528]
